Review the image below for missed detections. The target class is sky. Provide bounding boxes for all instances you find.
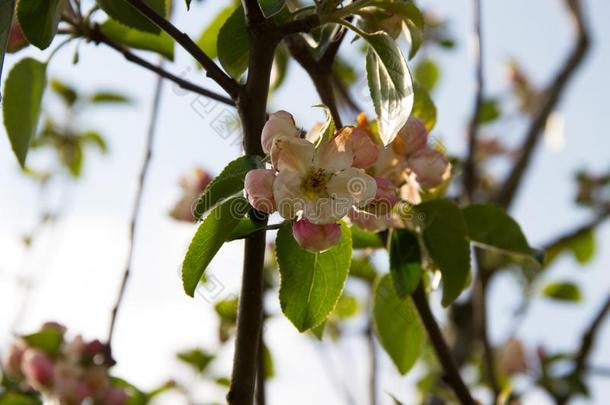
[1,0,609,404]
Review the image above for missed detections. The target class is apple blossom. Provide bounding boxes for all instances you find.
[170,167,212,222]
[3,341,26,377]
[261,110,300,154]
[392,117,428,157]
[244,169,276,213]
[335,126,380,169]
[407,148,450,189]
[21,349,54,388]
[292,218,341,252]
[271,135,377,224]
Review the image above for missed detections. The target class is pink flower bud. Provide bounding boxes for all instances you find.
[336,127,379,169]
[41,321,67,334]
[170,167,213,222]
[262,111,300,154]
[3,342,26,377]
[499,339,528,376]
[393,118,428,156]
[373,177,399,210]
[21,349,54,388]
[244,169,276,213]
[407,148,450,189]
[102,387,129,405]
[292,218,341,252]
[7,21,28,53]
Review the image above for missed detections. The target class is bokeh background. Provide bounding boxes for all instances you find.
[1,0,609,403]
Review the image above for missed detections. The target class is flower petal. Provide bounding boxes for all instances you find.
[262,110,300,154]
[303,196,351,224]
[273,170,305,219]
[326,168,377,207]
[271,136,314,173]
[315,134,354,173]
[244,169,276,213]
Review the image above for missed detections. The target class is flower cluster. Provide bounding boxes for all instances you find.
[245,111,451,251]
[3,323,127,405]
[169,167,213,222]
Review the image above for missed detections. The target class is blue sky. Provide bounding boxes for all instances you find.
[1,0,609,403]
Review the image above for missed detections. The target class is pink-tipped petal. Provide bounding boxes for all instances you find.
[393,117,428,156]
[245,169,276,213]
[21,349,54,388]
[335,127,379,169]
[292,219,341,252]
[373,177,399,211]
[262,111,300,154]
[407,148,450,189]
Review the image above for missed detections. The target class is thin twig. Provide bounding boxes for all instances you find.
[472,266,500,399]
[284,34,343,125]
[411,284,476,405]
[463,0,485,201]
[495,0,590,209]
[88,26,235,106]
[124,0,239,98]
[366,287,378,405]
[542,208,610,255]
[107,61,165,347]
[556,294,610,405]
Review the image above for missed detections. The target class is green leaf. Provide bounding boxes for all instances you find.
[349,256,378,282]
[389,229,421,298]
[363,31,414,145]
[367,0,424,59]
[542,281,582,303]
[0,393,41,405]
[262,344,274,378]
[462,204,534,258]
[50,79,77,105]
[2,57,47,167]
[270,43,289,91]
[217,5,248,80]
[177,348,215,373]
[0,0,16,84]
[411,83,437,131]
[214,297,238,323]
[414,58,440,92]
[373,275,425,374]
[196,5,234,60]
[22,328,64,356]
[313,104,336,145]
[184,0,192,10]
[276,222,352,332]
[416,199,471,306]
[478,98,501,124]
[216,0,289,79]
[545,228,595,267]
[227,218,267,241]
[16,0,64,49]
[181,197,249,297]
[88,90,131,104]
[193,155,262,219]
[96,0,166,34]
[100,19,174,60]
[351,226,384,249]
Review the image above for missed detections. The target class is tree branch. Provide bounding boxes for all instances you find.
[495,0,590,209]
[284,34,343,126]
[541,208,610,254]
[557,294,610,405]
[107,61,165,347]
[242,0,265,25]
[227,22,278,405]
[124,0,239,99]
[463,0,485,201]
[411,284,476,405]
[88,26,235,106]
